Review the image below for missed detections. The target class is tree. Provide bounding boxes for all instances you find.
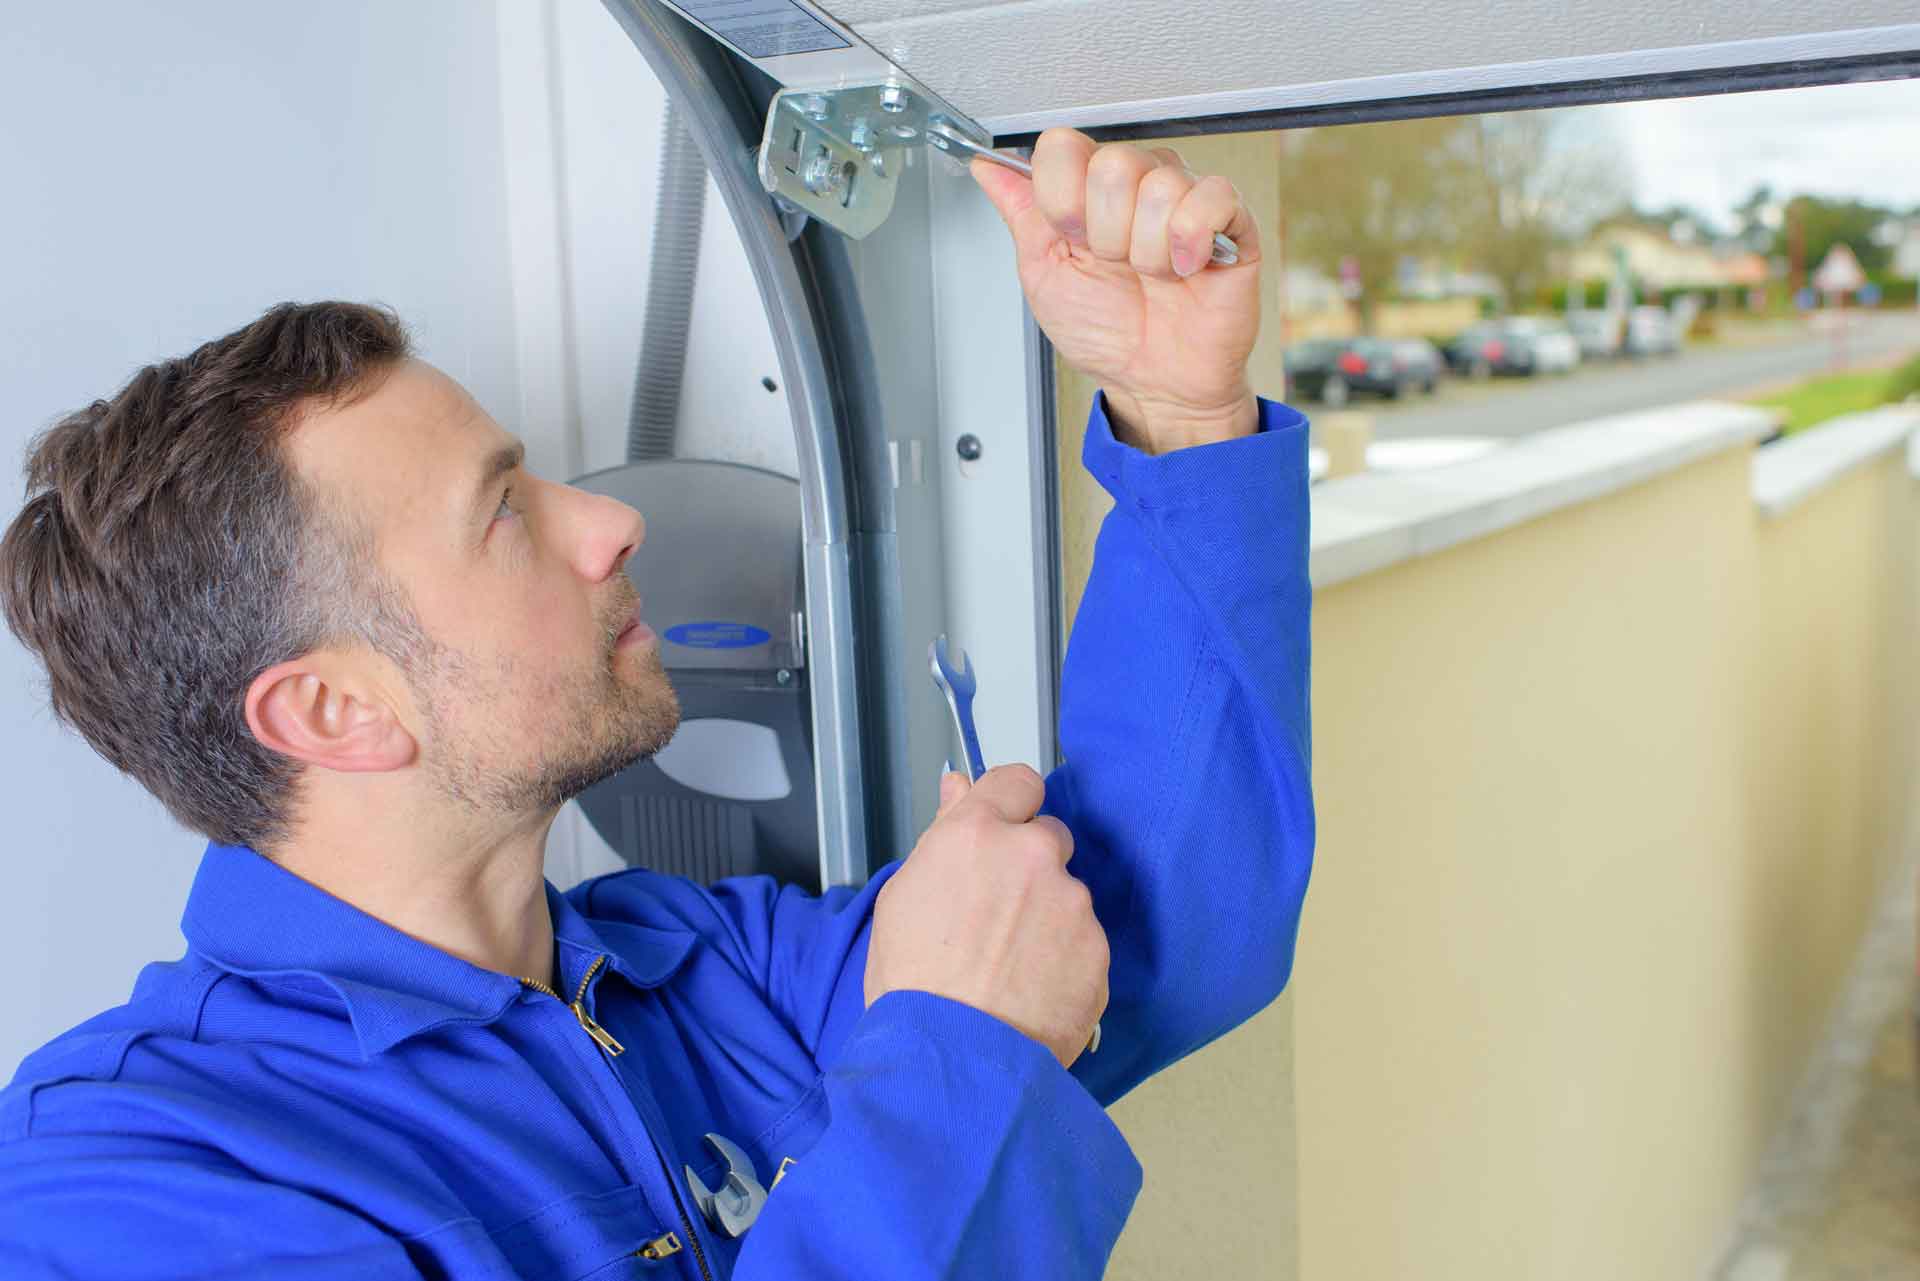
[1279,117,1472,333]
[1731,184,1780,252]
[1450,110,1630,310]
[1779,195,1893,277]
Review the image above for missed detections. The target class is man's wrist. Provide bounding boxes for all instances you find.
[1102,386,1259,456]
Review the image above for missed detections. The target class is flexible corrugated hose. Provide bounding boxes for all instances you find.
[627,100,708,462]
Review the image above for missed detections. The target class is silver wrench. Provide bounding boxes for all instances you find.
[927,633,1101,1056]
[929,634,986,783]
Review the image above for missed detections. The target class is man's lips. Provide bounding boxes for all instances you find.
[614,598,653,649]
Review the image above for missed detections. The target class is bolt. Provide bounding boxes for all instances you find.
[887,124,918,141]
[799,93,831,121]
[956,434,983,462]
[849,120,875,152]
[802,149,843,198]
[879,85,911,113]
[775,669,793,686]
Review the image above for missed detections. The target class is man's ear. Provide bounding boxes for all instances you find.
[244,655,417,774]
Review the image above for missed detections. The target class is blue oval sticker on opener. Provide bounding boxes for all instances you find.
[665,621,772,650]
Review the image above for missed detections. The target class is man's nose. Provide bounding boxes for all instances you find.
[570,487,646,583]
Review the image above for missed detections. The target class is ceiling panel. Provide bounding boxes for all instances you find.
[813,0,1920,133]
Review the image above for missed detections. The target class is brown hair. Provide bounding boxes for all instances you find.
[1,301,413,850]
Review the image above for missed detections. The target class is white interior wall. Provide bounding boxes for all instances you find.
[0,0,787,1070]
[0,0,527,1071]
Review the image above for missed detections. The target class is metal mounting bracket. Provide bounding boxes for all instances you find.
[758,82,992,240]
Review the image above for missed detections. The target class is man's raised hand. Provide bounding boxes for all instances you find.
[971,127,1262,455]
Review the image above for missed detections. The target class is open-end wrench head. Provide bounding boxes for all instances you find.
[929,633,976,698]
[684,1132,767,1238]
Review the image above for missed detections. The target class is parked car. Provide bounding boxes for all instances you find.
[1285,337,1424,405]
[1445,323,1511,379]
[1624,305,1681,357]
[1567,309,1625,361]
[1500,317,1581,373]
[1446,318,1580,378]
[1391,339,1445,394]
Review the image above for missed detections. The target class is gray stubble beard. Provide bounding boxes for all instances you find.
[414,633,682,817]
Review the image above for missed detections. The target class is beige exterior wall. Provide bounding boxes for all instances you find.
[1308,444,1920,1278]
[1293,446,1917,1280]
[1300,449,1756,1277]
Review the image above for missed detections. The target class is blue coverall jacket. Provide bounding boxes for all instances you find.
[0,396,1314,1280]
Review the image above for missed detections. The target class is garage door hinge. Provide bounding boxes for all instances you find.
[757,81,992,240]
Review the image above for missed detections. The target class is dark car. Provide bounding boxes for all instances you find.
[1445,323,1510,378]
[1285,337,1424,406]
[1444,319,1578,378]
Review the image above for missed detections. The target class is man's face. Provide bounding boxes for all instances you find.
[289,359,679,814]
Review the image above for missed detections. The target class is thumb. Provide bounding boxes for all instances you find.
[969,156,1057,264]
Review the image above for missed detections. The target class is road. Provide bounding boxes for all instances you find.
[1332,312,1920,443]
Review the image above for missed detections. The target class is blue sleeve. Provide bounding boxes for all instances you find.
[663,870,889,1071]
[0,1135,421,1281]
[734,991,1140,1280]
[1049,395,1316,1107]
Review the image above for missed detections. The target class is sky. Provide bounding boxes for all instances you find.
[1599,77,1920,229]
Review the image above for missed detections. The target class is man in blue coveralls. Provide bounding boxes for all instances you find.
[0,129,1313,1279]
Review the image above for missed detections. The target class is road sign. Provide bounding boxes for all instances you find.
[1812,243,1867,294]
[1338,254,1362,300]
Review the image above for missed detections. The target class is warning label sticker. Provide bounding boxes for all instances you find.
[673,0,851,58]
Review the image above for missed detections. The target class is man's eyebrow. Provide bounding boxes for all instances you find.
[471,440,526,522]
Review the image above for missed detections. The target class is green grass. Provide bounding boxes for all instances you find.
[1747,369,1897,435]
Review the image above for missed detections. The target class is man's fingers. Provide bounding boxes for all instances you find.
[1129,162,1197,279]
[1085,143,1157,263]
[967,763,1047,824]
[1029,814,1076,867]
[1031,127,1095,249]
[1169,174,1261,274]
[1148,146,1190,174]
[936,770,971,818]
[969,158,1056,264]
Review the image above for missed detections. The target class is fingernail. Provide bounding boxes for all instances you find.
[1172,247,1199,277]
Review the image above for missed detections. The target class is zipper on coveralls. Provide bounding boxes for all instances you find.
[520,954,625,1056]
[520,954,717,1281]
